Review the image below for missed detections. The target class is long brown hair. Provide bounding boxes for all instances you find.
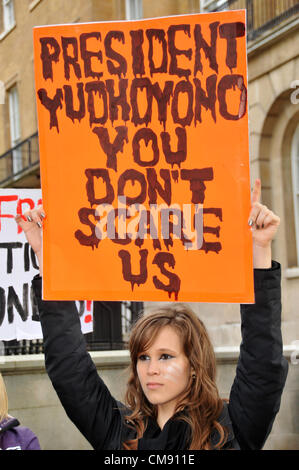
[123,303,227,450]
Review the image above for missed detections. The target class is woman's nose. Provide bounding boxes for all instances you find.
[147,359,160,375]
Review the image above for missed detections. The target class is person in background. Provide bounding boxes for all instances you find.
[0,372,41,450]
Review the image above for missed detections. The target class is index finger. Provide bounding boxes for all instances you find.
[251,178,261,204]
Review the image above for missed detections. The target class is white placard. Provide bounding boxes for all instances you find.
[0,189,93,340]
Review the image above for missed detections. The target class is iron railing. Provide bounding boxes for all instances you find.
[2,300,143,355]
[0,132,39,187]
[204,0,299,41]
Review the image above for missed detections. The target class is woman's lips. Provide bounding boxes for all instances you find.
[146,383,164,390]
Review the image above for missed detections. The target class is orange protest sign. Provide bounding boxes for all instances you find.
[33,11,254,303]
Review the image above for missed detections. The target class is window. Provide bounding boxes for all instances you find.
[125,0,143,20]
[2,0,15,32]
[291,125,299,266]
[8,85,22,175]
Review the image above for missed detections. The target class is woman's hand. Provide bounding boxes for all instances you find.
[248,179,280,268]
[15,205,45,275]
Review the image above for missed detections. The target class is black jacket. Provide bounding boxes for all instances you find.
[32,261,288,450]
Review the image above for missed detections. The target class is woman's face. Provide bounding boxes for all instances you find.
[136,325,191,413]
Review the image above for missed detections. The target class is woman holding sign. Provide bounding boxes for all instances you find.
[15,179,288,450]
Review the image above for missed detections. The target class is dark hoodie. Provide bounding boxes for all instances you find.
[0,417,40,450]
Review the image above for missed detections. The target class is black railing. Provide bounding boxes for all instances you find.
[205,0,299,41]
[0,132,39,187]
[1,300,143,355]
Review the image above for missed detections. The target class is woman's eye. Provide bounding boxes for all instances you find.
[138,354,148,361]
[160,354,173,360]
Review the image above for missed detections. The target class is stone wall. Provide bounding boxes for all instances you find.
[1,348,298,450]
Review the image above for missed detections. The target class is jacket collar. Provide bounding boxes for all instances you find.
[138,411,191,450]
[138,402,238,450]
[0,417,20,434]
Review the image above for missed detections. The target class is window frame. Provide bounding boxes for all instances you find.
[201,0,227,12]
[291,124,299,267]
[0,80,4,104]
[29,0,43,13]
[8,84,22,175]
[2,0,15,32]
[125,0,143,20]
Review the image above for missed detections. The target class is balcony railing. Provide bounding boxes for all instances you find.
[0,132,39,187]
[203,0,299,41]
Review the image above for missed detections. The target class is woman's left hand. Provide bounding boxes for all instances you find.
[248,179,280,268]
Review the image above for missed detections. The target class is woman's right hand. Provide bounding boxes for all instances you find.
[15,205,45,274]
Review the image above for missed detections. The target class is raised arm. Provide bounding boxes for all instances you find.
[249,178,280,269]
[228,180,288,449]
[15,209,124,450]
